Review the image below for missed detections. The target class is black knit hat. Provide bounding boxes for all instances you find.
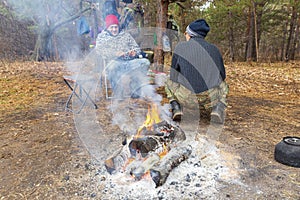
[186,19,210,37]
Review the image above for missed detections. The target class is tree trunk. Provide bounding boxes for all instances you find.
[280,21,288,61]
[36,24,52,61]
[291,17,299,60]
[253,1,259,62]
[153,0,169,72]
[245,7,255,62]
[228,11,235,62]
[287,6,298,61]
[285,6,297,61]
[245,1,265,62]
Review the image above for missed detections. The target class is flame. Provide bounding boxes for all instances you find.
[137,103,161,136]
[129,103,170,180]
[137,103,169,156]
[159,143,169,158]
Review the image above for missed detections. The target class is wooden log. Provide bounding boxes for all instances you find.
[150,145,192,187]
[104,121,187,175]
[138,120,186,143]
[128,136,167,157]
[153,120,186,142]
[104,137,133,174]
[130,153,160,180]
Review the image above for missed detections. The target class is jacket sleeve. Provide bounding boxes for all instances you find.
[170,52,180,82]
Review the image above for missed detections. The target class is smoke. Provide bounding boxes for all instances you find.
[108,67,166,135]
[6,0,96,61]
[6,0,69,25]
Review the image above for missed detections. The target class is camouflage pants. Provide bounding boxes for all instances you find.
[165,80,229,113]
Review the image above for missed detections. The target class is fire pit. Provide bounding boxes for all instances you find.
[104,103,192,187]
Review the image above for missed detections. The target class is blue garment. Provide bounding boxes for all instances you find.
[77,16,90,35]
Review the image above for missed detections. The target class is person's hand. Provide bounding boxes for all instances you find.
[116,51,125,57]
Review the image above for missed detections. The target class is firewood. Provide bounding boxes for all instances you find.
[150,145,192,187]
[104,137,133,174]
[130,153,160,180]
[104,121,188,180]
[128,136,168,157]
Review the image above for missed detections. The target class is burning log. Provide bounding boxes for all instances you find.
[150,145,192,187]
[129,136,168,157]
[104,137,133,174]
[139,120,186,142]
[104,104,190,187]
[128,120,186,157]
[130,153,160,180]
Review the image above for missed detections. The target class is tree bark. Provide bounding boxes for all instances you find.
[253,1,259,62]
[153,0,169,72]
[150,145,192,187]
[245,6,255,62]
[286,5,298,61]
[280,21,288,61]
[291,17,299,60]
[228,10,235,62]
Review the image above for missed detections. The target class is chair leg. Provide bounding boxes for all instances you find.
[64,77,98,114]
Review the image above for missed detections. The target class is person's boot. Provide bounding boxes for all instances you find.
[170,100,183,121]
[210,102,226,124]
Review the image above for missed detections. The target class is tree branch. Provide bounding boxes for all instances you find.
[51,7,92,34]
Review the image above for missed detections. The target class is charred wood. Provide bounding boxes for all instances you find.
[130,153,160,180]
[128,136,168,157]
[104,137,132,174]
[150,145,192,187]
[139,120,186,142]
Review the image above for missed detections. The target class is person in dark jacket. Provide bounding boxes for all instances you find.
[165,19,229,123]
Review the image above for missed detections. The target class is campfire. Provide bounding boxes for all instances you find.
[105,103,192,187]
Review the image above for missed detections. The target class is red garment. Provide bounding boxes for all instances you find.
[105,14,119,29]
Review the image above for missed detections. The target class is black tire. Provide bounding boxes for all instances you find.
[274,136,300,168]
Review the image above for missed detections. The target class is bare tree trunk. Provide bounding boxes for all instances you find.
[280,21,288,61]
[245,7,255,62]
[291,24,300,60]
[289,6,298,60]
[253,1,259,62]
[228,11,235,62]
[36,24,52,61]
[153,0,169,72]
[285,6,297,61]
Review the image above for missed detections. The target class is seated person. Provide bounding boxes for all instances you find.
[165,19,229,124]
[95,14,150,98]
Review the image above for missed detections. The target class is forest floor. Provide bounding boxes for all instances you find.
[0,60,299,199]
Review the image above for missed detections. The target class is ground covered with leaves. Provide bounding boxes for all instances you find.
[0,61,299,199]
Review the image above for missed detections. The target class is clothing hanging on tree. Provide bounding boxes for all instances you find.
[77,16,90,35]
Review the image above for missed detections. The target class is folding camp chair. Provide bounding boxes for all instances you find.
[102,60,113,99]
[63,74,98,114]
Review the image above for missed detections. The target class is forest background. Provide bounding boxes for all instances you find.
[0,0,299,64]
